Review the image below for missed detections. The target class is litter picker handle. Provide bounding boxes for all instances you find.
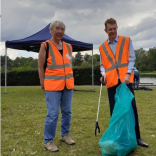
[96,76,103,122]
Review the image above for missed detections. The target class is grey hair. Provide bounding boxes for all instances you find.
[49,21,66,30]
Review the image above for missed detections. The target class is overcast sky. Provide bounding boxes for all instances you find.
[1,0,156,59]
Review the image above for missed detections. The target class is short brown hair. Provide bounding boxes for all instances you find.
[104,18,117,29]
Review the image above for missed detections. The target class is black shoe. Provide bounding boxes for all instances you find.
[137,139,149,147]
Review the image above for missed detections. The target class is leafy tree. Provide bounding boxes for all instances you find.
[134,48,148,71]
[135,47,156,71]
[12,66,33,71]
[139,54,149,71]
[88,55,100,66]
[13,57,22,67]
[135,48,146,60]
[1,55,6,66]
[12,57,38,69]
[147,47,156,71]
[1,55,13,72]
[93,54,100,62]
[72,51,83,66]
[30,59,38,69]
[83,53,91,62]
[81,61,91,68]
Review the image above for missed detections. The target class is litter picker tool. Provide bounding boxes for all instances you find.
[95,76,104,136]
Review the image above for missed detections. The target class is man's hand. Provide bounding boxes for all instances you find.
[124,73,130,84]
[100,74,107,85]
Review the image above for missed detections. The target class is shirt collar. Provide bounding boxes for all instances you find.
[107,35,118,43]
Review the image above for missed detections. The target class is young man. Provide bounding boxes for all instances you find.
[99,18,148,147]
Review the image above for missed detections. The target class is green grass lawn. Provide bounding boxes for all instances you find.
[1,86,156,156]
[140,71,156,77]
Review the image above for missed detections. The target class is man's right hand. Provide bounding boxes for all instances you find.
[100,74,107,85]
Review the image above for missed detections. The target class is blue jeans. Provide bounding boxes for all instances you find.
[44,87,73,144]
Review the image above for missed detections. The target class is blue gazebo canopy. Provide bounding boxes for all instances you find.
[5,23,93,52]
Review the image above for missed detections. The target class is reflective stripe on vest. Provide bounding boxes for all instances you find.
[101,37,128,73]
[66,43,72,57]
[45,74,73,80]
[45,41,73,82]
[43,40,74,91]
[100,36,134,88]
[43,41,74,91]
[46,42,72,69]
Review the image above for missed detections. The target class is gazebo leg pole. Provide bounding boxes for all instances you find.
[91,49,95,91]
[3,47,8,94]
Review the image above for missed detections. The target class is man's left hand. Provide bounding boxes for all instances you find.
[124,74,130,84]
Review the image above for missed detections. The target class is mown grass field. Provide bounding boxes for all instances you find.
[1,86,156,156]
[140,71,156,77]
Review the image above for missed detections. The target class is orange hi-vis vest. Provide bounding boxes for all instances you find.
[41,40,74,91]
[99,36,134,88]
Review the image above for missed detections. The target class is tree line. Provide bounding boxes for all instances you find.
[1,47,156,72]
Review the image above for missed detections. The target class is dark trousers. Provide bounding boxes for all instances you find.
[107,81,141,139]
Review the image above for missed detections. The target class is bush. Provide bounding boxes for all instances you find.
[1,66,102,86]
[1,70,40,86]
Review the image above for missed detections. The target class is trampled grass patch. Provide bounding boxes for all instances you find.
[1,86,156,156]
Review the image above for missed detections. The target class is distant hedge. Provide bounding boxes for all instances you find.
[1,66,102,86]
[1,70,40,86]
[140,73,156,77]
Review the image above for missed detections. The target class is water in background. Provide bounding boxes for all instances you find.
[140,77,156,85]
